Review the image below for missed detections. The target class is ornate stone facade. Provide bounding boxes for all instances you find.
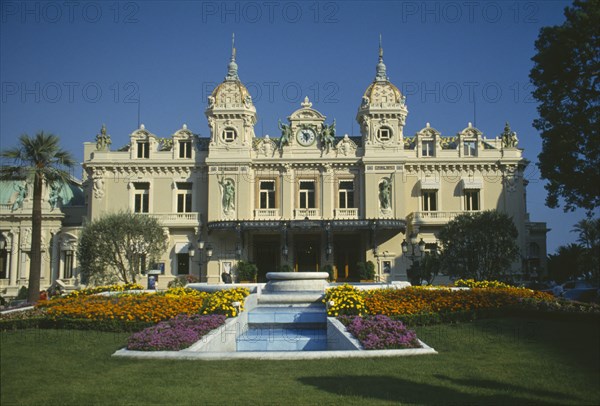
[1,40,548,295]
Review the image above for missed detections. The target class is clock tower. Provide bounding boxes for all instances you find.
[356,37,408,158]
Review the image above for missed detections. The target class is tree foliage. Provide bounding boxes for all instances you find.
[78,212,167,285]
[548,243,586,283]
[438,211,520,281]
[529,0,600,212]
[1,132,75,303]
[572,217,600,283]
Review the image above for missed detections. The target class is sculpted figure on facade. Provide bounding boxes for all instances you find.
[48,181,62,210]
[11,182,27,211]
[500,122,519,148]
[320,120,336,152]
[278,120,292,149]
[260,135,273,157]
[93,177,105,199]
[218,177,236,214]
[379,177,393,210]
[95,124,112,151]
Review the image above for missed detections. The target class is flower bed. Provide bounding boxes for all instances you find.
[362,286,554,316]
[127,314,226,351]
[323,284,366,316]
[201,288,250,317]
[37,287,250,323]
[338,315,421,350]
[62,283,145,299]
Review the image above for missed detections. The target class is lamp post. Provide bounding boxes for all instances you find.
[195,239,206,279]
[401,236,426,285]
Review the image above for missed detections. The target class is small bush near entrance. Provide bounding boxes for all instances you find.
[236,261,258,282]
[356,261,376,280]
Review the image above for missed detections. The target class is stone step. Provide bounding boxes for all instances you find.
[237,328,327,351]
[258,291,324,305]
[247,307,327,324]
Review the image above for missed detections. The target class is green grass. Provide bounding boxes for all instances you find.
[1,317,598,405]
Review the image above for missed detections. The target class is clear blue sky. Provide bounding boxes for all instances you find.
[1,0,596,253]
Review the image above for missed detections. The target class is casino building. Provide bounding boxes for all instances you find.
[0,42,548,293]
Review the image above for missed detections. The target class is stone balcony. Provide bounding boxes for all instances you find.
[294,208,320,219]
[145,212,200,227]
[254,209,280,219]
[410,210,481,225]
[334,208,359,219]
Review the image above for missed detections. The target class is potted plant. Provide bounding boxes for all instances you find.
[357,260,376,282]
[279,264,293,272]
[236,261,258,283]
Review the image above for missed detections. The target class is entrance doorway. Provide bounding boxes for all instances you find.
[253,236,280,282]
[334,235,362,281]
[294,235,321,272]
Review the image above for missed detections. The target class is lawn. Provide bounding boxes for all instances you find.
[1,317,598,405]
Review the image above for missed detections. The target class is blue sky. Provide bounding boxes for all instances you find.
[1,0,596,253]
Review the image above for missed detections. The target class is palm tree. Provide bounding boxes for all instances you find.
[572,218,600,250]
[1,132,75,303]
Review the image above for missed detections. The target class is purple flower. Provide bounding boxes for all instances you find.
[339,315,421,350]
[127,314,226,351]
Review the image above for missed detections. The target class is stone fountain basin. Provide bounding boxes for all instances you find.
[264,272,329,292]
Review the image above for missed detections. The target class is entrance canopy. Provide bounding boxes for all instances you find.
[207,219,406,233]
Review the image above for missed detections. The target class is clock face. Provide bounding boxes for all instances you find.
[296,128,316,146]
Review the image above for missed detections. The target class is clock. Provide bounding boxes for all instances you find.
[296,127,316,146]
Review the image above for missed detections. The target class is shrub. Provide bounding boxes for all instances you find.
[127,314,226,351]
[338,315,421,350]
[321,264,334,281]
[323,284,366,316]
[167,275,200,288]
[236,261,257,282]
[357,261,375,280]
[279,264,293,272]
[16,286,28,300]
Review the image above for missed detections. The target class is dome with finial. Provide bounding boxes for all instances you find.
[209,33,254,110]
[361,36,403,107]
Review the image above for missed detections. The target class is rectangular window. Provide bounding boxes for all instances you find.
[464,190,480,211]
[338,180,355,209]
[299,181,315,209]
[179,141,192,158]
[422,141,434,157]
[0,247,8,279]
[463,141,476,157]
[133,182,149,213]
[137,141,149,158]
[176,182,192,213]
[422,191,437,211]
[259,180,276,209]
[63,251,74,279]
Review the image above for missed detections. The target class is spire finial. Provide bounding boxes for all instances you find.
[231,32,236,60]
[226,33,239,81]
[375,34,387,82]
